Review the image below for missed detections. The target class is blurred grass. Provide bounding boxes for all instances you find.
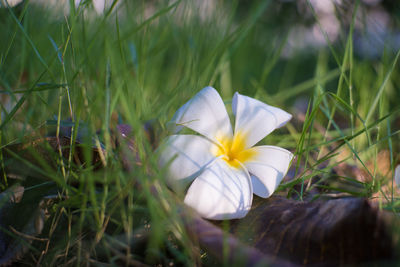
[0,0,399,265]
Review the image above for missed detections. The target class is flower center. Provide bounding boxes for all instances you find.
[214,132,257,168]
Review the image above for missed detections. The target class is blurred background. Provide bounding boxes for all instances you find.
[1,0,400,196]
[1,0,399,113]
[1,0,399,190]
[1,0,400,265]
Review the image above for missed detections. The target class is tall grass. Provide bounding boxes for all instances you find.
[0,0,399,265]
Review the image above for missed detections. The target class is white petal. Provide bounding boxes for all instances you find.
[184,159,252,220]
[232,92,292,148]
[169,87,233,143]
[244,146,293,198]
[159,135,217,190]
[395,165,400,188]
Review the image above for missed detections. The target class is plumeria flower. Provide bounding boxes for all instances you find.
[160,87,293,220]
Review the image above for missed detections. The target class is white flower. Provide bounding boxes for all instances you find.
[160,86,293,220]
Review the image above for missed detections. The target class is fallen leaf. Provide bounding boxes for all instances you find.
[3,136,103,180]
[0,185,47,266]
[227,196,396,266]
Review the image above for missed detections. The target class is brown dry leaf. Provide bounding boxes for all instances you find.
[334,150,400,203]
[181,207,296,266]
[3,136,103,180]
[365,150,392,178]
[227,196,396,266]
[0,185,46,266]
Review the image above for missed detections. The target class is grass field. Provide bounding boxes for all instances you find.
[0,0,399,265]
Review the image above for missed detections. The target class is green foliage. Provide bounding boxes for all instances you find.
[0,0,399,265]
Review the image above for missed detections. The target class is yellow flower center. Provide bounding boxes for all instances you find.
[214,132,257,168]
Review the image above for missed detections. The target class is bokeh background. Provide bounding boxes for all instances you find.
[1,0,400,265]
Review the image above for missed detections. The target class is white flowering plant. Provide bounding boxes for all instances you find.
[160,87,293,220]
